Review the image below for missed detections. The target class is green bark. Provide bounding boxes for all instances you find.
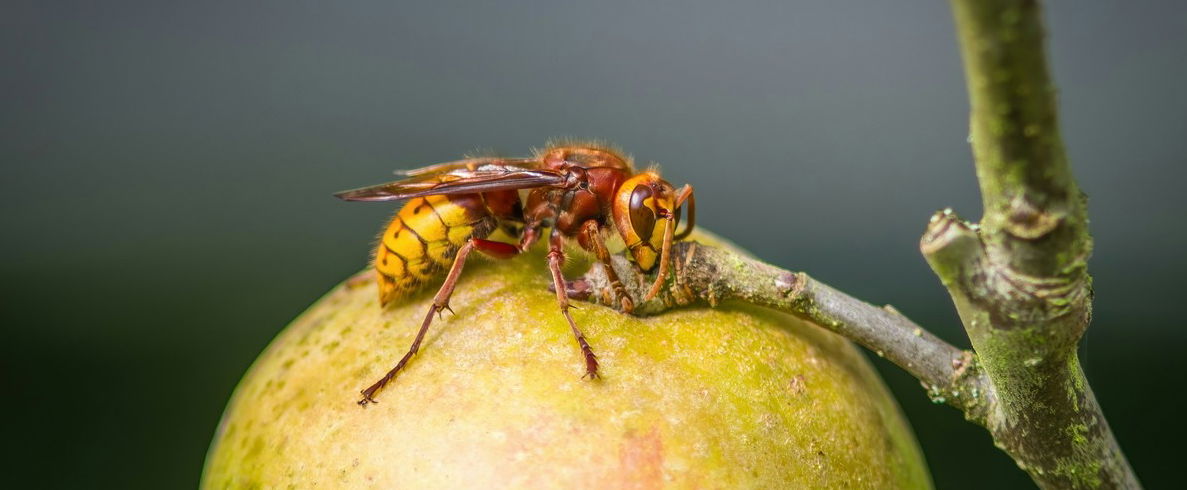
[920,0,1139,487]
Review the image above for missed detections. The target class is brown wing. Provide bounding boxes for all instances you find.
[393,157,539,176]
[335,166,566,202]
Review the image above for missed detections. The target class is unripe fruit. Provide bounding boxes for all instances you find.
[203,236,930,489]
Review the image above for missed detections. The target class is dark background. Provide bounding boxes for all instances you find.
[3,1,1184,488]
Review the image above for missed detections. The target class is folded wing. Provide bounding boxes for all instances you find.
[335,166,566,202]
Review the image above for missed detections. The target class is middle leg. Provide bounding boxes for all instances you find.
[546,231,600,379]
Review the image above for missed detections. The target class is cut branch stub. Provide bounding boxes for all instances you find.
[921,209,1088,346]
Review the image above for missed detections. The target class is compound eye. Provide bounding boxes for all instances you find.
[628,184,657,242]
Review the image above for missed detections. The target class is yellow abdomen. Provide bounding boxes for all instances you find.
[373,194,495,305]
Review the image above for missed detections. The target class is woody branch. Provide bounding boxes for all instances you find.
[926,0,1136,487]
[563,242,992,423]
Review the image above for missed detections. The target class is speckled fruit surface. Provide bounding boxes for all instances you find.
[203,235,931,489]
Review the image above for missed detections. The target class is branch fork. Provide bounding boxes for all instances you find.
[564,0,1139,486]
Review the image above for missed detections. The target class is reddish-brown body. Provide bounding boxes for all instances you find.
[336,142,695,405]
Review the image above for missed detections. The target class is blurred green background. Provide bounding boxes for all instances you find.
[3,1,1184,488]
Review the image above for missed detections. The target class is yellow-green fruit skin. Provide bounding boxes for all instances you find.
[203,236,931,489]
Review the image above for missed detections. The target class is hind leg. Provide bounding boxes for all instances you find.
[358,238,520,406]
